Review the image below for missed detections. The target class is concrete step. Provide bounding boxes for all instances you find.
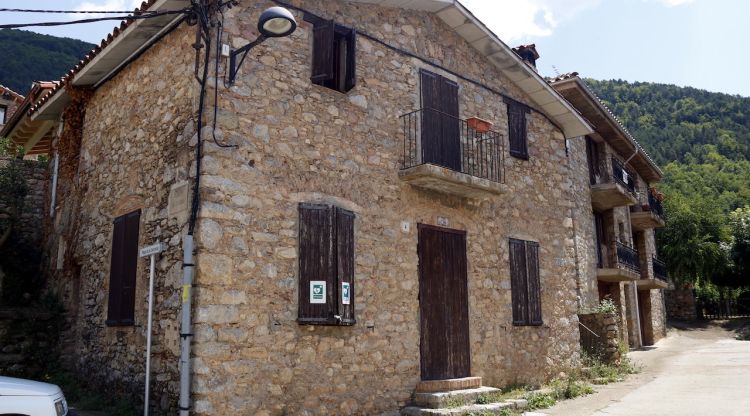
[414,386,501,408]
[401,401,517,415]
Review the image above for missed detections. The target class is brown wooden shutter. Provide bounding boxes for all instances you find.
[505,98,529,159]
[526,241,542,325]
[440,78,461,171]
[106,209,140,326]
[421,69,461,170]
[311,19,335,84]
[298,203,336,324]
[509,238,528,325]
[343,27,357,92]
[335,207,355,324]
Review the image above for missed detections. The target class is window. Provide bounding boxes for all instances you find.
[509,238,542,326]
[0,105,6,124]
[309,18,356,93]
[106,210,140,326]
[504,98,530,159]
[298,203,355,325]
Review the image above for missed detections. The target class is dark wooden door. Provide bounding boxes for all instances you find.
[417,224,470,381]
[420,69,461,171]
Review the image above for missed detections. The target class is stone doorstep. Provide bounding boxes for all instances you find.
[401,401,516,416]
[415,386,501,408]
[416,377,483,393]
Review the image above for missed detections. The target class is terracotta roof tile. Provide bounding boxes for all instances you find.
[0,85,25,102]
[28,0,160,115]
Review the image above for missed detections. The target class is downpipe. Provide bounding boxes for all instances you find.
[179,234,194,416]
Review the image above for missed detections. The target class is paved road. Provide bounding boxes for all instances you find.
[537,321,750,416]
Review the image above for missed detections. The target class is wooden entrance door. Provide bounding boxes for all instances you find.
[420,69,461,171]
[417,224,470,380]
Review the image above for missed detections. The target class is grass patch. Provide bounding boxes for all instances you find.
[525,391,557,410]
[549,376,594,399]
[443,395,468,408]
[582,344,640,384]
[475,384,530,404]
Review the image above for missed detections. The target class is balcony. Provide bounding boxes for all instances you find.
[590,158,638,211]
[638,256,669,289]
[597,241,641,282]
[630,192,666,230]
[398,108,504,198]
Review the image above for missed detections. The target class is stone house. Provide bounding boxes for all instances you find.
[550,72,668,348]
[3,0,673,414]
[0,84,24,132]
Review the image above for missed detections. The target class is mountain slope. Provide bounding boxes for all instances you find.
[0,29,94,95]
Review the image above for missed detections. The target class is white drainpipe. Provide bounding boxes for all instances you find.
[49,153,59,217]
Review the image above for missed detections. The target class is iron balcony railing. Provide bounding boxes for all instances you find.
[615,241,641,274]
[647,192,665,219]
[400,108,504,183]
[652,256,667,282]
[611,158,637,195]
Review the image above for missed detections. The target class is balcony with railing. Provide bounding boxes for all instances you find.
[398,108,505,198]
[631,191,666,230]
[597,241,641,282]
[637,256,669,289]
[590,157,639,211]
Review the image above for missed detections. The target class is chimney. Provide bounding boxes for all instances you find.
[512,44,540,72]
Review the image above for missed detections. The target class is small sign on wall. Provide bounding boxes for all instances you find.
[342,282,351,305]
[310,281,326,304]
[437,216,449,227]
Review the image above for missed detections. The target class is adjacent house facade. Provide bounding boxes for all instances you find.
[0,85,25,132]
[3,0,669,415]
[551,73,668,348]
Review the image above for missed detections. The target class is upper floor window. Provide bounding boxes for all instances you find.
[504,98,530,159]
[310,19,356,93]
[0,105,6,124]
[106,209,140,326]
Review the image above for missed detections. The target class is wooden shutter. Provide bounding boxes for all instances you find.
[526,241,542,325]
[421,69,461,170]
[505,98,529,159]
[343,27,357,92]
[311,19,335,84]
[439,78,461,171]
[585,136,601,185]
[298,203,336,324]
[335,207,355,324]
[106,209,140,326]
[509,238,528,325]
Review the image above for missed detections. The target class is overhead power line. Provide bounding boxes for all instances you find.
[0,9,191,29]
[0,8,159,14]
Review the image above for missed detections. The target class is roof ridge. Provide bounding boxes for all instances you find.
[0,84,25,101]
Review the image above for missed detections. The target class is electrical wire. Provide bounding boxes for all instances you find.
[0,8,161,14]
[0,9,190,29]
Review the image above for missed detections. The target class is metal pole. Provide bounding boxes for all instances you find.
[179,234,194,416]
[144,253,156,416]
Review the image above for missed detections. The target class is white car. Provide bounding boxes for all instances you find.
[0,376,69,416]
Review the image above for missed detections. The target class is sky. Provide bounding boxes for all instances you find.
[1,0,749,97]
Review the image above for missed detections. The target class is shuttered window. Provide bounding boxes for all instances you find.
[309,18,356,93]
[106,209,140,326]
[509,238,542,326]
[505,98,530,160]
[420,69,461,171]
[298,203,355,325]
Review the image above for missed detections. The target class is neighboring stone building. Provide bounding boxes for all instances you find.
[551,73,669,348]
[0,81,60,156]
[3,0,674,415]
[0,85,24,130]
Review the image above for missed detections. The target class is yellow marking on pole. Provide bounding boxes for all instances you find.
[182,284,191,304]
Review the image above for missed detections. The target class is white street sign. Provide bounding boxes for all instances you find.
[139,242,166,258]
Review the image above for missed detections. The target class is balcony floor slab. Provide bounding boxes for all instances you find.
[636,278,669,290]
[597,267,640,282]
[631,211,666,230]
[591,183,638,211]
[399,164,503,199]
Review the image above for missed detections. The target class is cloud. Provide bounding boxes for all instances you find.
[73,0,144,15]
[461,0,601,43]
[652,0,695,6]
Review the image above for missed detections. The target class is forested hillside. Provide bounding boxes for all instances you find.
[587,79,750,287]
[0,29,94,94]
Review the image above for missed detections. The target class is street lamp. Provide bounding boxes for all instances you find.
[228,6,297,84]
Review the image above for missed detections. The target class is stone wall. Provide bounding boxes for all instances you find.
[577,312,619,363]
[44,25,197,414]
[187,1,582,414]
[0,158,47,248]
[666,287,697,321]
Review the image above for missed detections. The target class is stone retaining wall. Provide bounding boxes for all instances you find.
[0,157,47,248]
[665,287,697,321]
[578,312,619,363]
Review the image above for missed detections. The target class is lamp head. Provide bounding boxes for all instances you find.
[258,6,297,38]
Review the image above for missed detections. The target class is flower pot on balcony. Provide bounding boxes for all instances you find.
[467,116,493,133]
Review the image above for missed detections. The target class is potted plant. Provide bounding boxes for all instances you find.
[467,116,493,133]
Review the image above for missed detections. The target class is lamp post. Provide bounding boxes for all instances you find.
[227,6,297,84]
